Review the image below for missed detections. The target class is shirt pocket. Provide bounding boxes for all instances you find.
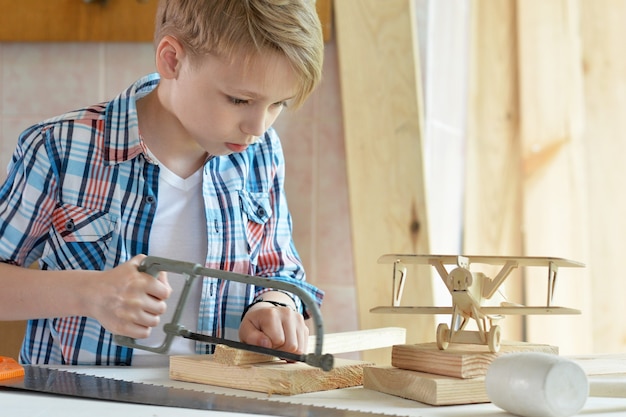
[42,203,117,270]
[52,203,116,242]
[238,190,272,259]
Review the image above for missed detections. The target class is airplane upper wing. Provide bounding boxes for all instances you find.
[377,254,585,268]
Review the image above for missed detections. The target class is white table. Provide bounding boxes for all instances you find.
[1,366,625,416]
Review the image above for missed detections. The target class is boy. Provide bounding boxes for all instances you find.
[0,0,324,366]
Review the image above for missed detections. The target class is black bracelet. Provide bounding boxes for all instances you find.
[240,298,293,321]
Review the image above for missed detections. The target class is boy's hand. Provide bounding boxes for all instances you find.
[88,254,172,339]
[239,298,308,354]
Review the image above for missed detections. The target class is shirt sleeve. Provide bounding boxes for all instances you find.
[0,124,58,267]
[252,129,324,318]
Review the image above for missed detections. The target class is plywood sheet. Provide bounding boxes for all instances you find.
[392,342,558,379]
[170,355,373,395]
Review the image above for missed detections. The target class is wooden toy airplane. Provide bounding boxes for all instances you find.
[370,254,584,352]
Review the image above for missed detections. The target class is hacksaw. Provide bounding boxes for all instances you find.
[114,256,334,371]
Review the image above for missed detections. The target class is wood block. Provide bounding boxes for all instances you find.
[170,355,374,395]
[363,366,488,406]
[392,341,558,378]
[212,345,277,366]
[211,327,407,366]
[571,354,626,398]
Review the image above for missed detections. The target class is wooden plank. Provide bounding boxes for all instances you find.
[0,0,333,42]
[316,0,333,42]
[0,321,26,360]
[212,327,407,366]
[312,327,406,355]
[392,342,558,379]
[516,0,592,355]
[558,354,626,398]
[579,0,626,354]
[571,354,626,376]
[169,356,373,395]
[0,0,158,42]
[363,366,488,406]
[334,0,433,365]
[365,353,626,405]
[464,0,523,342]
[212,345,276,366]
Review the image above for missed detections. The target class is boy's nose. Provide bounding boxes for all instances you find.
[241,111,268,137]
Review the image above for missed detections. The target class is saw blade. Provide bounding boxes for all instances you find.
[0,366,387,416]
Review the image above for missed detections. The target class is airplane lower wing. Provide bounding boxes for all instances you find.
[370,306,581,315]
[480,306,581,315]
[370,306,453,314]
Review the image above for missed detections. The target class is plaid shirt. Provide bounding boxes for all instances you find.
[0,74,323,365]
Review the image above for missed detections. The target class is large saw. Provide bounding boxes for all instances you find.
[0,364,387,416]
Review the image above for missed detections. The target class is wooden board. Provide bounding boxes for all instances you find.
[392,342,558,379]
[170,355,373,395]
[464,0,523,344]
[572,354,626,398]
[363,366,487,406]
[334,0,433,366]
[516,0,592,356]
[0,0,332,42]
[579,0,626,355]
[0,321,26,360]
[211,327,407,366]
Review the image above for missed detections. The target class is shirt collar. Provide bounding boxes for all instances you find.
[103,73,160,165]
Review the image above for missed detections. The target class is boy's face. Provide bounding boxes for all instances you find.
[164,45,299,156]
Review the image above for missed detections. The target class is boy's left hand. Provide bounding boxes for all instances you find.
[239,298,308,354]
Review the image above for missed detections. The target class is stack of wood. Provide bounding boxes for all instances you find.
[363,341,558,405]
[169,327,406,395]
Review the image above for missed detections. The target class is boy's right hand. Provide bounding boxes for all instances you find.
[87,254,172,339]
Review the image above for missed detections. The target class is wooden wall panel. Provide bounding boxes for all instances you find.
[0,0,158,42]
[464,0,523,341]
[335,0,433,364]
[579,0,626,353]
[516,0,592,354]
[0,0,333,42]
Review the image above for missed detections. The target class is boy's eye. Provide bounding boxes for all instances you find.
[229,97,249,105]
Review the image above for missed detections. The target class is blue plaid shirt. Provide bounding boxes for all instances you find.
[0,74,323,365]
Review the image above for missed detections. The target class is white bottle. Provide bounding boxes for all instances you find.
[485,352,588,417]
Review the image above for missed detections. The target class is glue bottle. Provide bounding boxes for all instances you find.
[485,352,589,417]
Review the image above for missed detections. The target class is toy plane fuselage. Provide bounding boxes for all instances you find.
[370,254,584,352]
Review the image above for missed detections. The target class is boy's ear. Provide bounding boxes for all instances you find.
[155,35,185,79]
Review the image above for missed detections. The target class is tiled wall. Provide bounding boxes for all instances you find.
[0,40,357,336]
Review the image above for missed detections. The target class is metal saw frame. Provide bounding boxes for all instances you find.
[113,256,333,371]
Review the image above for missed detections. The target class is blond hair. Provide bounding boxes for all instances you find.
[154,0,323,108]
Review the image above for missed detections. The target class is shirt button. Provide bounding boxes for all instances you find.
[146,195,156,204]
[65,220,75,232]
[256,207,266,217]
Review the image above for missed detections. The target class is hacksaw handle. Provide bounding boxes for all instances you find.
[113,259,187,354]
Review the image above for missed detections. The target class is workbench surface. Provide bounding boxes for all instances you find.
[1,366,625,416]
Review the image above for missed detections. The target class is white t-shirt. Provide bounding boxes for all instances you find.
[132,158,207,366]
